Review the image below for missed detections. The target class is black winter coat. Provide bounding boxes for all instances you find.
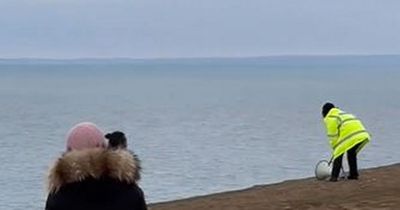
[45,148,147,210]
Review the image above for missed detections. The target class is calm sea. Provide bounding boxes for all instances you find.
[1,56,400,209]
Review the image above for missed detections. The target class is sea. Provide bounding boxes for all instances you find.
[1,55,400,209]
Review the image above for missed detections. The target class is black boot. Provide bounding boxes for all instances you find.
[347,175,358,180]
[329,177,338,182]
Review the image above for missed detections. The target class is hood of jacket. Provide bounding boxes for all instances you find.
[47,148,141,193]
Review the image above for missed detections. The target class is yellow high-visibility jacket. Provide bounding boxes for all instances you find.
[324,108,370,160]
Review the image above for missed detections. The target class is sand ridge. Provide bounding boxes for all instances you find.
[149,163,400,210]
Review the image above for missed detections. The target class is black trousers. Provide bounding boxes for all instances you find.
[331,142,362,179]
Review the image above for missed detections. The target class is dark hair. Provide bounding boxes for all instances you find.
[322,102,335,118]
[105,131,127,149]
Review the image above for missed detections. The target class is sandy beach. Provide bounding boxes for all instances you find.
[149,163,400,210]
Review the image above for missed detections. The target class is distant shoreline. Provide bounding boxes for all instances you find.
[149,163,400,210]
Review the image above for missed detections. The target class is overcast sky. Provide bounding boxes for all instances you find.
[1,0,400,58]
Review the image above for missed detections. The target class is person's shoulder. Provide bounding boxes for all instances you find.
[47,148,141,194]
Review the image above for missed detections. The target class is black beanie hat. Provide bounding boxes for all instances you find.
[322,102,335,118]
[105,131,127,148]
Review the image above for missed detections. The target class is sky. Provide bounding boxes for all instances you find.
[1,0,400,59]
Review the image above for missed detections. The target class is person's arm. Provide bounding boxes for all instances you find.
[324,116,340,149]
[137,186,148,210]
[45,193,56,210]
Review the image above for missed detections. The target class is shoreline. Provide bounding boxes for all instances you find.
[149,163,400,210]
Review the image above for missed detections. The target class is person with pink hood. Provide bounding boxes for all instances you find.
[45,122,147,210]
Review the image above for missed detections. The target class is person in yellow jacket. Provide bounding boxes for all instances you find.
[322,102,370,182]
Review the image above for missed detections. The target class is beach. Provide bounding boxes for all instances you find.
[149,163,400,210]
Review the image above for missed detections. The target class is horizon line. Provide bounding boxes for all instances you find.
[1,53,400,61]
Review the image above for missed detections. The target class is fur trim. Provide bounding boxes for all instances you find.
[47,148,141,193]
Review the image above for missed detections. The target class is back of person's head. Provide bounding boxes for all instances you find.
[322,102,335,118]
[105,131,127,149]
[66,122,106,151]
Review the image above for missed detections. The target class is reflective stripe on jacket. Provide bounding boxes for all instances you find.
[324,108,370,160]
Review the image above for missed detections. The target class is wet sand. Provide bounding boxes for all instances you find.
[149,163,400,210]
